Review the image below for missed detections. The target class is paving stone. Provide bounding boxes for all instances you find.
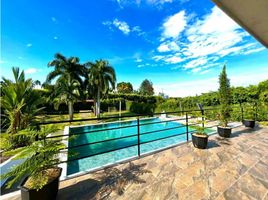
[235,174,268,199]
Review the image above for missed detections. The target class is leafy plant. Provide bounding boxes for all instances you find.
[0,125,65,190]
[218,65,232,127]
[1,67,44,148]
[192,115,207,135]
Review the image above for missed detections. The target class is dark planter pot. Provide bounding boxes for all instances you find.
[243,120,255,128]
[217,126,232,138]
[192,133,208,149]
[20,168,62,200]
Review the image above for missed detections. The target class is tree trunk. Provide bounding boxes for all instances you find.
[68,101,74,121]
[93,99,96,116]
[97,87,101,118]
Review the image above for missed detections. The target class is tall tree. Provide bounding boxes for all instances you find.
[139,79,154,96]
[218,65,232,127]
[84,60,116,118]
[117,82,133,94]
[46,53,85,120]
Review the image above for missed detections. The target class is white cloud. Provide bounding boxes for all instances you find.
[25,68,38,74]
[162,10,186,39]
[153,6,263,73]
[164,55,184,64]
[157,44,170,52]
[103,19,145,37]
[53,36,58,40]
[136,58,143,62]
[26,43,32,47]
[200,69,210,74]
[157,41,179,52]
[132,26,145,36]
[152,55,165,61]
[191,67,202,73]
[115,0,173,9]
[183,57,208,69]
[112,19,130,35]
[242,47,266,55]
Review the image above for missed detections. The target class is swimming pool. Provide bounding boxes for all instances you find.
[66,117,213,176]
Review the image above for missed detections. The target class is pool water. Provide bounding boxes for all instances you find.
[67,118,213,176]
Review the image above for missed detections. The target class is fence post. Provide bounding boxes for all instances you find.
[186,112,189,142]
[241,105,244,123]
[137,117,141,158]
[201,109,205,128]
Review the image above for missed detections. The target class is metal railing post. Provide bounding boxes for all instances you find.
[201,109,204,128]
[241,106,244,123]
[137,117,141,158]
[186,112,189,142]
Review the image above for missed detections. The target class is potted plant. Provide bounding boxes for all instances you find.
[243,90,258,128]
[0,126,65,200]
[192,116,208,149]
[217,65,232,138]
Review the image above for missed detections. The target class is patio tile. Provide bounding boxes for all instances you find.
[53,125,268,200]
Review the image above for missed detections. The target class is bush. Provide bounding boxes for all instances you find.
[129,102,156,115]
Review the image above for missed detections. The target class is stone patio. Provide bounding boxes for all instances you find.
[57,124,268,200]
[4,125,268,200]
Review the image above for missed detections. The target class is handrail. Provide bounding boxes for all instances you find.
[39,107,229,174]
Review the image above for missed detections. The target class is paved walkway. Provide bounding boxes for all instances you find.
[3,125,268,200]
[57,125,268,200]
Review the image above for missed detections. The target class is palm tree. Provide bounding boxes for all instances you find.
[46,53,85,120]
[84,60,116,118]
[52,77,81,121]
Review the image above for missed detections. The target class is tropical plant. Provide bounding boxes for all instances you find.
[192,116,207,135]
[84,59,116,118]
[52,77,81,121]
[139,79,154,96]
[0,125,64,190]
[1,67,44,148]
[46,53,85,120]
[218,65,232,127]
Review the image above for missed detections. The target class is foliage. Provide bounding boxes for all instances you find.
[84,59,116,117]
[1,67,44,148]
[117,82,133,94]
[0,126,64,190]
[139,79,154,96]
[101,98,126,112]
[218,65,232,127]
[129,102,156,115]
[46,53,85,120]
[192,116,207,135]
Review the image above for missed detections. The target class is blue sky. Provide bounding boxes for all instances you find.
[1,0,268,97]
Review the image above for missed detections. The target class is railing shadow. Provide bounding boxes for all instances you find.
[57,162,151,200]
[95,162,151,199]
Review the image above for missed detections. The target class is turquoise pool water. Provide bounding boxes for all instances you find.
[67,118,213,176]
